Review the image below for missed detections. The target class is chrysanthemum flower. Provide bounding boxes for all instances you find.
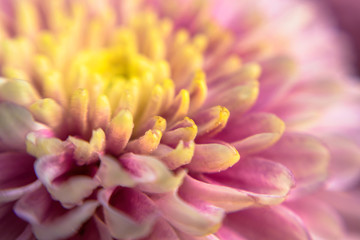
[0,0,359,239]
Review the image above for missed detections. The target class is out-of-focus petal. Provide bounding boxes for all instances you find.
[317,190,360,234]
[26,130,64,158]
[216,226,247,240]
[0,78,39,106]
[205,157,294,205]
[260,132,329,197]
[178,175,255,212]
[323,136,360,190]
[0,102,38,151]
[141,219,179,240]
[0,202,28,240]
[286,197,345,240]
[223,206,311,240]
[68,216,113,240]
[153,190,225,236]
[106,109,134,155]
[0,152,39,202]
[218,112,285,155]
[14,187,99,240]
[98,187,157,240]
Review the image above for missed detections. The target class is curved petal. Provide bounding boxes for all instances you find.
[260,132,330,197]
[317,190,360,234]
[218,112,285,155]
[68,128,105,165]
[224,206,311,240]
[186,142,240,173]
[193,106,229,139]
[68,216,113,240]
[153,190,225,236]
[0,152,38,202]
[152,141,195,170]
[161,117,197,146]
[0,102,38,151]
[205,157,294,205]
[98,187,157,240]
[0,180,41,203]
[216,226,247,240]
[0,202,28,240]
[177,231,220,240]
[96,155,136,188]
[0,79,39,106]
[14,187,99,240]
[323,136,360,190]
[35,153,99,207]
[178,175,255,212]
[119,153,186,193]
[286,197,344,240]
[205,80,259,114]
[141,219,180,240]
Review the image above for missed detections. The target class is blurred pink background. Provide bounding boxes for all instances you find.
[320,0,360,73]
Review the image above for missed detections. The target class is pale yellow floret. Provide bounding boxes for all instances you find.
[30,98,63,128]
[69,89,89,136]
[189,71,208,114]
[15,0,39,37]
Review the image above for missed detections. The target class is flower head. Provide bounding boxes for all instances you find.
[0,0,360,239]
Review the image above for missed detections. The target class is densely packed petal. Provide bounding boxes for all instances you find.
[0,0,359,239]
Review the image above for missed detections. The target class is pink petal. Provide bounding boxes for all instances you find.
[153,190,224,236]
[317,190,360,234]
[0,202,28,239]
[176,231,220,240]
[253,56,297,110]
[141,219,180,240]
[216,226,247,240]
[0,102,38,151]
[205,157,294,205]
[178,175,255,212]
[323,136,360,190]
[286,197,344,240]
[68,216,113,240]
[260,132,329,197]
[0,180,41,203]
[186,142,240,173]
[224,206,311,240]
[119,153,186,193]
[14,186,99,240]
[34,153,99,207]
[205,80,259,114]
[270,80,342,129]
[0,152,39,202]
[98,187,157,239]
[218,112,285,155]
